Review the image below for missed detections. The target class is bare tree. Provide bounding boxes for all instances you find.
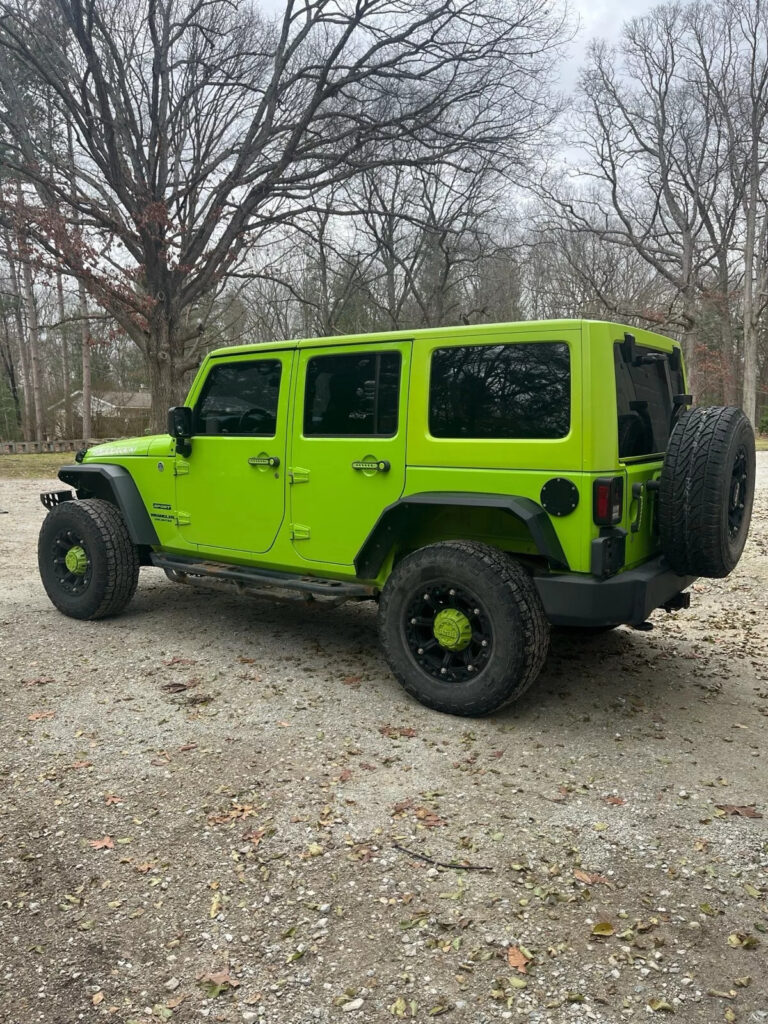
[0,0,570,428]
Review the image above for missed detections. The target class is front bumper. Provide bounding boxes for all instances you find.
[534,557,696,627]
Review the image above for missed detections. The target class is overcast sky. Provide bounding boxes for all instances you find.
[563,0,660,88]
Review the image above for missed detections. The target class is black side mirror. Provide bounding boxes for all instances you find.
[168,406,193,456]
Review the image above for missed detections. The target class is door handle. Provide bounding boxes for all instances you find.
[351,459,390,473]
[248,455,280,468]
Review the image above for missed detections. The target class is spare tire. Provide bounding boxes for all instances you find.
[659,406,755,578]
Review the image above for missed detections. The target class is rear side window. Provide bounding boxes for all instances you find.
[429,342,570,439]
[304,351,401,436]
[614,345,683,457]
[195,360,282,436]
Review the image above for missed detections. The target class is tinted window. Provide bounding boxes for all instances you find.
[304,351,401,436]
[614,344,683,457]
[429,342,570,439]
[195,360,282,436]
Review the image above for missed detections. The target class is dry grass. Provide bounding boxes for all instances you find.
[0,453,73,480]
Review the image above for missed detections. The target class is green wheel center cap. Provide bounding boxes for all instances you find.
[433,608,473,652]
[65,545,88,575]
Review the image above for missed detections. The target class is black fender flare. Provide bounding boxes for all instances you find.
[57,464,160,547]
[354,491,569,578]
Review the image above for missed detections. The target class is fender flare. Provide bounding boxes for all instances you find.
[57,464,160,547]
[354,491,569,578]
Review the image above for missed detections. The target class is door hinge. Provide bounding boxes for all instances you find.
[290,523,311,540]
[174,460,190,476]
[288,466,310,484]
[176,511,191,526]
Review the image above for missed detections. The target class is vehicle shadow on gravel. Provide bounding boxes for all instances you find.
[131,570,698,725]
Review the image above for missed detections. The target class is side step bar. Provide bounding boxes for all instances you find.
[150,552,374,600]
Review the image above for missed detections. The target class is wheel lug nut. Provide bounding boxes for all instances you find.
[449,588,456,596]
[481,640,488,647]
[410,617,416,624]
[467,665,474,672]
[473,608,480,615]
[440,668,447,675]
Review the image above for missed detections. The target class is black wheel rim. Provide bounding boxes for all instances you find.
[728,446,748,538]
[403,581,493,683]
[50,529,92,595]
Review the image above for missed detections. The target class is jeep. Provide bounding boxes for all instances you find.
[38,319,756,715]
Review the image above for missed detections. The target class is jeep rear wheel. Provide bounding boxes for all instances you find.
[378,541,550,716]
[38,499,140,619]
[659,406,755,578]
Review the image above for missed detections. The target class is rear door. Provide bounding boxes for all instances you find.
[614,339,685,567]
[289,342,411,566]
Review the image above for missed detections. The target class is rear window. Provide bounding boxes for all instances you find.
[429,342,570,439]
[614,344,684,457]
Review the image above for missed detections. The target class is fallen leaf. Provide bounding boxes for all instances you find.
[237,656,256,664]
[506,945,531,974]
[164,656,197,666]
[591,921,615,937]
[28,710,55,721]
[104,794,122,805]
[574,869,609,885]
[338,769,352,782]
[197,969,240,998]
[67,760,92,770]
[716,804,762,819]
[88,836,114,850]
[342,674,362,686]
[604,795,626,806]
[92,992,104,1005]
[727,932,760,949]
[178,743,197,752]
[379,725,417,739]
[306,842,324,857]
[648,998,674,1012]
[414,806,446,828]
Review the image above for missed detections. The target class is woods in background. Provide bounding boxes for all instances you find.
[0,0,765,440]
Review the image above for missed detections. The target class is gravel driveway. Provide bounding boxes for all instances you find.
[1,460,767,1024]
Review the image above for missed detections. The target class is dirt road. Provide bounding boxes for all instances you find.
[1,461,766,1023]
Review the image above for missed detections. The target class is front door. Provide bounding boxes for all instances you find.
[289,342,411,566]
[175,352,292,556]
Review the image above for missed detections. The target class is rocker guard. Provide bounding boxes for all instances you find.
[534,556,696,627]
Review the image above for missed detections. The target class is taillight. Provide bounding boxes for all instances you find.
[593,477,623,526]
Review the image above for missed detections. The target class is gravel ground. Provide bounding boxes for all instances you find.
[1,461,767,1024]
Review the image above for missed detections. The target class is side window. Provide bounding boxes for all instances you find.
[429,342,570,439]
[303,351,401,437]
[195,360,282,436]
[614,345,679,457]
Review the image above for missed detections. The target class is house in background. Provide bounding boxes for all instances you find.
[48,389,152,438]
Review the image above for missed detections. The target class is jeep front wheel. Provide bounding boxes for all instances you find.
[378,541,550,716]
[38,498,140,620]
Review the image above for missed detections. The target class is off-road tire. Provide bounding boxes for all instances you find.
[659,406,755,578]
[38,498,140,619]
[378,541,550,716]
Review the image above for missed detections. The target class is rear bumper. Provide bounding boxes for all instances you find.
[534,557,696,627]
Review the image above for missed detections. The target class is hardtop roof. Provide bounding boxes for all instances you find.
[206,318,678,359]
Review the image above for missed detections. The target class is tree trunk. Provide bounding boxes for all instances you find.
[146,321,179,433]
[4,234,31,437]
[77,278,92,441]
[56,271,73,437]
[19,252,44,442]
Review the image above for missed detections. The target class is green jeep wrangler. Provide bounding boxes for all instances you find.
[38,320,755,716]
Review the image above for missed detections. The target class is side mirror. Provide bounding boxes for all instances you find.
[168,406,193,456]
